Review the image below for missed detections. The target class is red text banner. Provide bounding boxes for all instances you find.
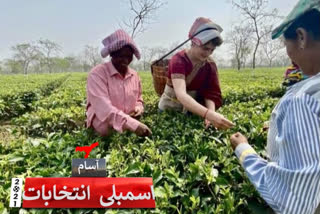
[22,177,155,208]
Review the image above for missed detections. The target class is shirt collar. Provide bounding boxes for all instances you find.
[108,62,134,79]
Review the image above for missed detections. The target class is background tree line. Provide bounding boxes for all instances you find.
[0,0,291,74]
[0,39,102,74]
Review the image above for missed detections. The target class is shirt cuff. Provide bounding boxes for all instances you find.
[124,116,140,132]
[234,143,257,165]
[136,101,144,109]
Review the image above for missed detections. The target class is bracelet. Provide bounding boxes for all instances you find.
[203,109,209,119]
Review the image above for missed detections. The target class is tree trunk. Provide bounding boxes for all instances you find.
[49,64,52,73]
[23,62,28,75]
[252,18,260,69]
[252,40,259,69]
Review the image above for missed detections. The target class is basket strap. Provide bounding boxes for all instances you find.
[151,27,217,67]
[186,61,205,86]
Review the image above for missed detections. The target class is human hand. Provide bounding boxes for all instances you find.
[204,119,211,129]
[230,132,248,150]
[263,121,270,131]
[130,106,144,118]
[135,123,152,137]
[206,111,234,130]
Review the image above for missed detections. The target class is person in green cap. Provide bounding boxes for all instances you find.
[229,0,320,213]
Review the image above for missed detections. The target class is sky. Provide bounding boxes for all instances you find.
[0,0,298,61]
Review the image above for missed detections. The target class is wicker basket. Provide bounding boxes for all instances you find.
[151,59,170,97]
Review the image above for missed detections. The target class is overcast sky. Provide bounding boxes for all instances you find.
[0,0,298,61]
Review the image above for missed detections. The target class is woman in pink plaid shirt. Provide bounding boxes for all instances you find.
[86,29,151,137]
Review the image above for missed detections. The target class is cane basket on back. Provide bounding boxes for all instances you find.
[150,59,169,96]
[150,27,216,97]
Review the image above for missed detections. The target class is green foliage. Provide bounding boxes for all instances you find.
[0,68,285,213]
[12,73,87,137]
[0,74,68,120]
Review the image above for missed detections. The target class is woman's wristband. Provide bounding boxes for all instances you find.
[203,109,209,119]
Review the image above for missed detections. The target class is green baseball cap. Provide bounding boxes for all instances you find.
[272,0,320,39]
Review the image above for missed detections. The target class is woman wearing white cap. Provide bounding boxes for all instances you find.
[230,0,320,213]
[158,17,234,130]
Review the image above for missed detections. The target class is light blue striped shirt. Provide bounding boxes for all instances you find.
[235,73,320,214]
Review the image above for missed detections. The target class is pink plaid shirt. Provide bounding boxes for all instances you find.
[86,62,143,133]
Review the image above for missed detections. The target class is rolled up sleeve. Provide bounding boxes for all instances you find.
[135,76,144,110]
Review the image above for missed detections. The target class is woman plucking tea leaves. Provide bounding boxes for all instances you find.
[86,29,151,137]
[158,17,234,130]
[231,1,320,213]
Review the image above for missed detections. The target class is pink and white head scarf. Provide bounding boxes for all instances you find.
[188,17,223,46]
[101,29,141,60]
